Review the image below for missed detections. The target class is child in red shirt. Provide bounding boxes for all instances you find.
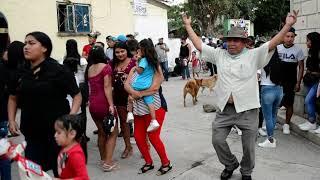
[54,115,89,180]
[191,51,200,78]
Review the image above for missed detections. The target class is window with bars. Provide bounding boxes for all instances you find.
[57,3,91,34]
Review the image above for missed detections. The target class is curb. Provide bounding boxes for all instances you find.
[277,109,320,146]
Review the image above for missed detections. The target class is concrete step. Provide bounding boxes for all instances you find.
[277,109,320,146]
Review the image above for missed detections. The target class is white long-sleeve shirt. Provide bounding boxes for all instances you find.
[201,41,274,113]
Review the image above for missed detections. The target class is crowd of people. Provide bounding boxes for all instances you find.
[183,9,320,180]
[0,30,172,179]
[0,8,319,180]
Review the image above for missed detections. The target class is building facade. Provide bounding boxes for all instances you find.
[290,0,320,116]
[0,0,169,60]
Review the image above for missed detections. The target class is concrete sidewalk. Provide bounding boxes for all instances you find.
[277,109,320,146]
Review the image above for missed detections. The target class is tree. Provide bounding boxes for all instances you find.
[168,0,257,37]
[253,0,290,37]
[167,0,290,38]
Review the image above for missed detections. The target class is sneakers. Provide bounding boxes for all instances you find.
[282,124,290,134]
[258,128,267,137]
[279,106,286,110]
[147,119,160,132]
[298,121,309,128]
[258,138,276,148]
[126,112,134,123]
[310,126,320,134]
[299,121,317,131]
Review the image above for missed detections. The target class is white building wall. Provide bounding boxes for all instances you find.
[291,0,320,55]
[290,0,320,116]
[134,1,169,43]
[0,0,134,60]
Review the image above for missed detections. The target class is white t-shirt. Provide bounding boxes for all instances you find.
[67,75,81,114]
[260,68,275,86]
[201,42,274,113]
[277,44,304,63]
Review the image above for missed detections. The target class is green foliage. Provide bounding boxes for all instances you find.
[168,5,183,32]
[167,0,290,37]
[253,0,290,36]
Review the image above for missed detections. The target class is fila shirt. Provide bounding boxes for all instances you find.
[277,44,304,83]
[277,44,304,63]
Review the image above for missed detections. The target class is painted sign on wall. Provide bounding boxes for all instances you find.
[133,0,147,16]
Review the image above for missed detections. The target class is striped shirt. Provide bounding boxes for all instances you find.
[132,72,161,116]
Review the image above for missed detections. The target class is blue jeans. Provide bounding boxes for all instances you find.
[160,61,169,81]
[261,85,283,138]
[305,83,318,123]
[181,65,190,79]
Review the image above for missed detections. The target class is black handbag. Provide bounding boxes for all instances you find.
[303,73,318,86]
[102,112,117,136]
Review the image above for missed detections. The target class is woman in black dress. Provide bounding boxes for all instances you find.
[8,31,81,176]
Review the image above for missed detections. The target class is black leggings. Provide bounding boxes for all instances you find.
[79,82,89,135]
[25,138,59,177]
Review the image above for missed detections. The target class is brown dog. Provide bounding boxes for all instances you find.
[195,74,218,93]
[183,79,202,107]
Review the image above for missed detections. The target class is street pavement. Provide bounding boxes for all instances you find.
[11,75,320,180]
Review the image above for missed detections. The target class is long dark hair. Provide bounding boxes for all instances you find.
[112,42,133,70]
[7,41,28,69]
[63,57,78,73]
[25,31,52,58]
[65,39,80,64]
[85,46,106,82]
[307,32,320,60]
[138,39,159,72]
[55,114,83,142]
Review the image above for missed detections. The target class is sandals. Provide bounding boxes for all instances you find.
[138,164,154,174]
[121,148,133,159]
[97,160,104,168]
[156,163,173,176]
[101,163,119,172]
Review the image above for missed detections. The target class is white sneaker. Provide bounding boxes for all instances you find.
[258,128,267,137]
[258,138,276,148]
[310,127,320,134]
[298,121,310,128]
[299,121,317,131]
[234,126,242,136]
[282,124,290,134]
[126,112,134,123]
[147,119,160,132]
[262,125,266,131]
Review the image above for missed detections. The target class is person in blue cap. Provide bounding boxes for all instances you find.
[105,36,116,61]
[117,34,128,43]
